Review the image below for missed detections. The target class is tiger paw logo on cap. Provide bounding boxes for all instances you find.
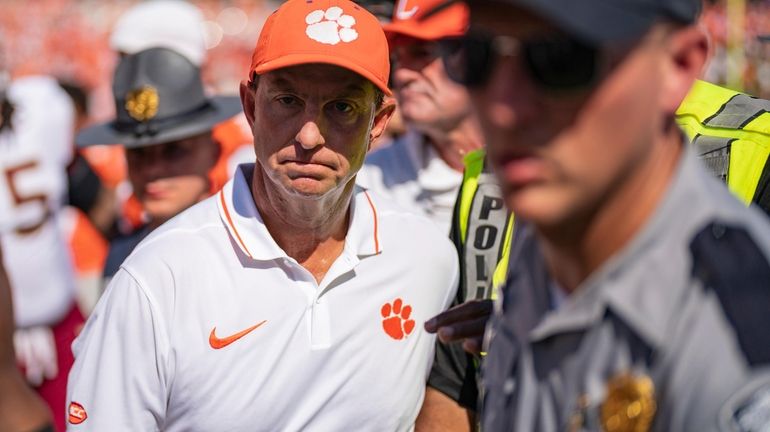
[249,0,392,96]
[305,6,358,45]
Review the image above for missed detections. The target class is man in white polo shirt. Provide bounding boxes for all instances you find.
[66,0,458,430]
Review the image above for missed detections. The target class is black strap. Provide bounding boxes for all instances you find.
[690,222,770,366]
[752,156,770,217]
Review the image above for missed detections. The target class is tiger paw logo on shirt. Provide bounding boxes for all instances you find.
[381,298,415,340]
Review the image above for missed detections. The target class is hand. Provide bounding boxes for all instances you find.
[13,326,58,387]
[424,299,493,355]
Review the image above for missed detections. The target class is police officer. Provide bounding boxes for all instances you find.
[76,47,239,282]
[435,0,770,429]
[375,1,512,429]
[420,145,513,431]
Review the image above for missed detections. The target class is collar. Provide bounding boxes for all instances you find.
[402,130,463,192]
[218,164,382,262]
[528,140,708,349]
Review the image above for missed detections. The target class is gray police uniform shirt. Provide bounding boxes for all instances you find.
[482,142,770,432]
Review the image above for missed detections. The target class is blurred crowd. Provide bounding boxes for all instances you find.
[702,0,770,97]
[0,0,276,119]
[5,0,770,104]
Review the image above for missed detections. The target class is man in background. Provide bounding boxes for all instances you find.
[75,47,241,283]
[357,0,483,234]
[371,1,511,430]
[79,0,253,290]
[109,0,253,194]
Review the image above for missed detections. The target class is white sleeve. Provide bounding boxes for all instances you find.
[66,269,169,431]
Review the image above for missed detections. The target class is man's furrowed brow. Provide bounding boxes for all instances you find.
[266,77,296,93]
[337,83,370,99]
[266,77,371,99]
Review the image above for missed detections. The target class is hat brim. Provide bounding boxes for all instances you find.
[383,20,465,43]
[76,95,243,149]
[254,53,393,97]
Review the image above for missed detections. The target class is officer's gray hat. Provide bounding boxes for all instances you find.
[423,0,701,44]
[77,47,241,149]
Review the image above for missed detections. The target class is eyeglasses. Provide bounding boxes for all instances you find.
[438,30,600,91]
[391,41,441,68]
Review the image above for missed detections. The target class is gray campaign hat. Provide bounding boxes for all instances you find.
[424,0,701,44]
[77,47,241,149]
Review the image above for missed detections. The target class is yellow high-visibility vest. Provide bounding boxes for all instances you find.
[454,149,514,300]
[676,80,770,215]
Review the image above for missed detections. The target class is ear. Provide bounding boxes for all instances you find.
[660,26,709,115]
[368,97,396,150]
[239,79,257,130]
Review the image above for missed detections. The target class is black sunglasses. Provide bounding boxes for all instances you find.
[438,30,600,91]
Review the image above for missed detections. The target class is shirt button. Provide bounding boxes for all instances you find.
[503,378,515,395]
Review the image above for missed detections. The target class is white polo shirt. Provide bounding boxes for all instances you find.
[67,164,458,431]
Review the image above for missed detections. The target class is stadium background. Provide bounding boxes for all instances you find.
[3,0,770,119]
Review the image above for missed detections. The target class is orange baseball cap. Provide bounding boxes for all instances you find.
[250,0,392,96]
[383,0,468,42]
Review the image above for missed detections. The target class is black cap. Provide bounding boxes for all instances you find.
[77,47,241,148]
[423,0,701,44]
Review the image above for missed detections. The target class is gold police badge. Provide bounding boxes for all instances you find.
[600,373,656,432]
[125,86,159,122]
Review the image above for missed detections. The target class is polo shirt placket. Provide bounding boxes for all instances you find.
[218,165,383,350]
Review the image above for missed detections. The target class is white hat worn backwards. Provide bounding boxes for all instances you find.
[110,0,207,66]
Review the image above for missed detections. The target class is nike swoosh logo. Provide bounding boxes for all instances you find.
[395,0,418,20]
[209,320,267,349]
